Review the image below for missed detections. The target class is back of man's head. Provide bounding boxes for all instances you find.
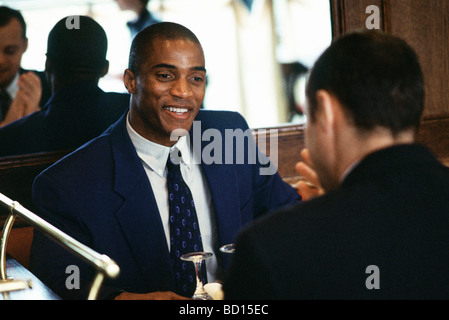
[46,15,108,78]
[306,30,424,135]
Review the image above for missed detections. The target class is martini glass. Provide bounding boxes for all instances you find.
[219,243,235,254]
[180,251,213,300]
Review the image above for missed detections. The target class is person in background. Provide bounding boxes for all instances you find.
[0,16,129,157]
[0,6,51,126]
[29,22,301,300]
[114,0,160,39]
[223,30,449,299]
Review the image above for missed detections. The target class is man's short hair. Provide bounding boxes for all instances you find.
[0,6,27,39]
[128,21,201,75]
[306,30,424,134]
[46,16,108,77]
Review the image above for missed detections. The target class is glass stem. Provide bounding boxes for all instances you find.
[194,260,205,294]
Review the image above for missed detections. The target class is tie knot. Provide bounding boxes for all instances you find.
[167,150,182,172]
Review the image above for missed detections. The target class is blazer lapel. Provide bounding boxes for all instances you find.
[109,115,173,288]
[190,113,243,248]
[201,163,242,247]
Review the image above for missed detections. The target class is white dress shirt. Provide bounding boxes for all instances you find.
[126,114,219,283]
[6,73,19,100]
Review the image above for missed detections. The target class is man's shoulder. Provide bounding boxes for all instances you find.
[196,109,243,120]
[102,90,130,100]
[243,190,345,239]
[195,109,248,129]
[98,91,130,111]
[38,131,114,178]
[20,68,44,77]
[0,109,46,156]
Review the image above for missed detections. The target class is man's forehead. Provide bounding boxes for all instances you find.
[145,38,205,64]
[0,18,23,33]
[0,18,25,41]
[148,37,201,51]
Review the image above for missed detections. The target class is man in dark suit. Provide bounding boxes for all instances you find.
[29,22,300,300]
[0,16,130,157]
[223,30,449,299]
[0,6,51,126]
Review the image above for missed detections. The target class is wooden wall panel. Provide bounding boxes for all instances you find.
[331,0,386,36]
[253,124,305,184]
[387,0,449,119]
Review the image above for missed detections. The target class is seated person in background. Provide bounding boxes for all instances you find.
[29,21,301,300]
[223,30,449,299]
[114,0,160,39]
[0,16,130,157]
[0,6,51,126]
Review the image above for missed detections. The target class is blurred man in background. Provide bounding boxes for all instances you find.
[114,0,160,38]
[0,6,50,126]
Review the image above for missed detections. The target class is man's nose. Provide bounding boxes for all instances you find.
[170,78,193,99]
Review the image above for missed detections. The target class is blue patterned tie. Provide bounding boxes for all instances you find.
[167,151,205,297]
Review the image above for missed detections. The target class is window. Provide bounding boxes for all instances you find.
[3,0,331,128]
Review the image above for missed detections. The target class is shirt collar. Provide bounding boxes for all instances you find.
[340,159,360,183]
[6,73,19,99]
[126,113,192,177]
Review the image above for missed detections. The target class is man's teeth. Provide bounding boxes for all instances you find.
[166,107,188,114]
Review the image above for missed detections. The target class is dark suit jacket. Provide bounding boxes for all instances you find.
[29,109,301,299]
[224,144,449,299]
[0,81,129,157]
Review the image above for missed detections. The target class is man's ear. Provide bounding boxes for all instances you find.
[100,60,110,78]
[123,69,137,94]
[22,37,28,53]
[45,58,51,73]
[315,90,336,131]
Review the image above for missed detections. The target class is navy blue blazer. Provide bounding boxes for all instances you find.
[30,109,301,299]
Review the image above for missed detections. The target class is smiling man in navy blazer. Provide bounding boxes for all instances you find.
[29,22,301,300]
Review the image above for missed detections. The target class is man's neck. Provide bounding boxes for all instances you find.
[336,126,416,183]
[50,75,100,93]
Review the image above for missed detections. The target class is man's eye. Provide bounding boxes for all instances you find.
[158,73,172,80]
[4,47,19,56]
[192,76,204,82]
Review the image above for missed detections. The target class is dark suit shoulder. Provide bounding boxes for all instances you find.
[239,194,336,244]
[37,131,114,182]
[195,109,249,130]
[100,91,130,105]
